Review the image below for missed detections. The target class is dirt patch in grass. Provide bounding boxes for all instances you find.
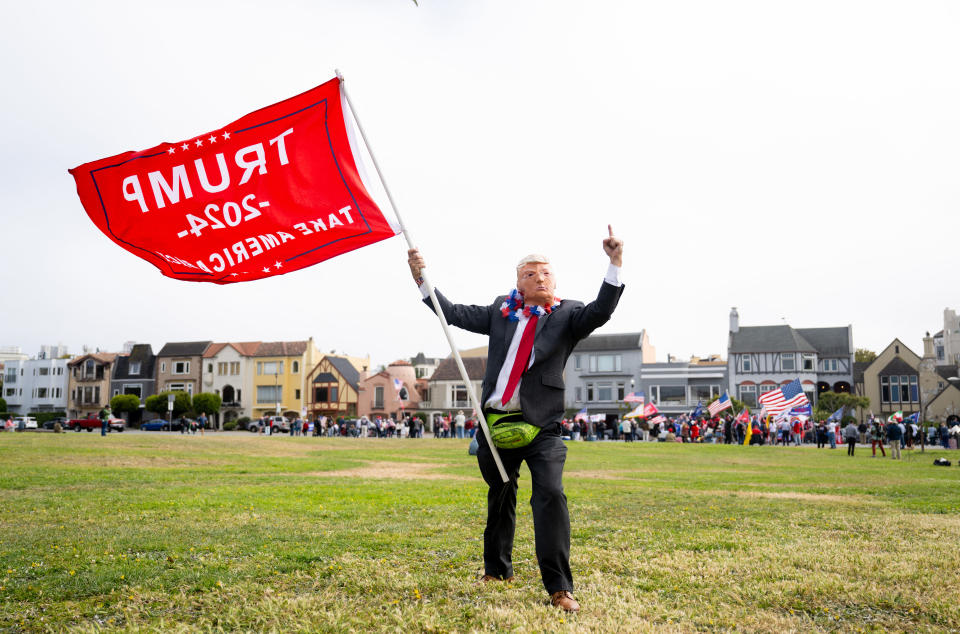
[304,461,472,481]
[565,470,631,480]
[708,489,878,504]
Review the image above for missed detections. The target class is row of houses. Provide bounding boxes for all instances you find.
[4,308,959,427]
[1,339,444,428]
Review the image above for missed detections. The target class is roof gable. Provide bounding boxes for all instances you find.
[157,341,212,357]
[795,327,851,356]
[254,341,308,357]
[324,356,360,390]
[574,332,644,353]
[431,356,487,381]
[729,325,816,353]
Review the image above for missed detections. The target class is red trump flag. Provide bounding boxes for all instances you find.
[69,77,399,283]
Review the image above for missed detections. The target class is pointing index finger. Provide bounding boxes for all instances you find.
[608,224,614,238]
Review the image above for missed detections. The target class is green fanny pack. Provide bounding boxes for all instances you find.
[485,411,540,449]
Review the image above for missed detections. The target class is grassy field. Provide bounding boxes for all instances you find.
[1,433,958,633]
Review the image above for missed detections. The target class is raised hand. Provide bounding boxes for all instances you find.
[603,224,623,267]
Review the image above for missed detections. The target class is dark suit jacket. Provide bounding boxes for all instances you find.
[424,280,624,428]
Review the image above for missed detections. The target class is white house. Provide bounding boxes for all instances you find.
[3,355,70,414]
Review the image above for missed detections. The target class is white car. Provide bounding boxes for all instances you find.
[13,417,38,429]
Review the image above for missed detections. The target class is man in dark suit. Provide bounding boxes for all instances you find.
[407,227,624,612]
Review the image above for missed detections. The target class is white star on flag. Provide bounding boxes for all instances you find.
[274,261,282,270]
[262,267,271,273]
[194,139,203,147]
[222,132,230,140]
[167,147,175,155]
[181,143,189,150]
[208,135,217,143]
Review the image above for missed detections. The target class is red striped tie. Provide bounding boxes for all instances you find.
[501,315,538,407]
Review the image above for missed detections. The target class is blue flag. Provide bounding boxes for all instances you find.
[904,412,920,423]
[826,407,844,422]
[690,401,703,419]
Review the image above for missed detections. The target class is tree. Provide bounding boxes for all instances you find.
[0,397,6,413]
[110,394,140,417]
[814,391,869,421]
[192,392,222,417]
[855,348,877,364]
[145,391,192,418]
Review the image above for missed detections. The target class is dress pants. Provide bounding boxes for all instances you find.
[475,424,572,594]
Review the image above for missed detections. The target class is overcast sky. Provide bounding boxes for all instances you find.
[2,1,957,366]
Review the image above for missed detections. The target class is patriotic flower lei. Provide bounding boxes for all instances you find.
[500,288,561,322]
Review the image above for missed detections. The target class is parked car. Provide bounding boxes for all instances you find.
[140,419,172,431]
[67,416,125,432]
[247,416,289,433]
[42,417,69,430]
[13,417,38,430]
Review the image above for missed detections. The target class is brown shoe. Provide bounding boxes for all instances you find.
[478,574,515,584]
[550,590,580,612]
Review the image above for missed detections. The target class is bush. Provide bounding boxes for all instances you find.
[0,397,6,412]
[222,419,238,431]
[31,411,66,425]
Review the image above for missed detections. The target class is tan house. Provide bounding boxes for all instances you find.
[156,341,212,397]
[305,355,361,419]
[358,360,420,420]
[250,339,321,419]
[855,335,960,423]
[67,352,118,418]
[421,355,486,428]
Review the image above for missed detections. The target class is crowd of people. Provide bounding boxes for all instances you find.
[555,413,960,456]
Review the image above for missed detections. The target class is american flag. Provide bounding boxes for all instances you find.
[623,391,645,404]
[707,392,732,417]
[574,406,588,422]
[757,379,809,416]
[649,414,666,426]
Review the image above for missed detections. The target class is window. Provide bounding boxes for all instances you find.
[781,353,796,372]
[936,345,945,361]
[822,358,838,372]
[173,361,189,375]
[218,362,228,375]
[123,385,142,398]
[453,384,468,406]
[889,376,900,402]
[910,376,918,402]
[758,384,777,396]
[586,383,594,401]
[596,382,613,401]
[292,361,299,373]
[207,363,213,373]
[38,367,49,376]
[575,387,582,402]
[113,389,120,397]
[329,386,337,402]
[295,389,301,400]
[574,355,581,371]
[160,362,166,373]
[591,354,622,372]
[258,361,282,375]
[739,356,752,372]
[169,383,186,392]
[36,387,48,398]
[85,359,95,377]
[315,386,329,402]
[374,386,385,408]
[650,385,685,404]
[129,362,140,376]
[738,384,757,407]
[692,384,720,401]
[802,354,815,371]
[881,376,890,402]
[617,383,625,401]
[230,362,240,375]
[5,388,14,397]
[257,385,282,403]
[900,375,911,402]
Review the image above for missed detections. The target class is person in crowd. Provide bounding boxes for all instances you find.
[827,420,837,449]
[885,418,902,460]
[843,419,859,456]
[816,421,827,448]
[870,420,886,457]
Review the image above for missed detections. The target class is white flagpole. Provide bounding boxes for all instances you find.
[336,70,509,483]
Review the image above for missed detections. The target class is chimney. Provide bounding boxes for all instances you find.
[730,307,740,334]
[923,332,935,359]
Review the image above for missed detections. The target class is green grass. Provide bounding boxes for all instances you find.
[1,434,958,632]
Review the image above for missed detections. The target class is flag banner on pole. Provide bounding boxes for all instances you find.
[573,407,588,422]
[735,407,750,424]
[642,402,658,417]
[589,413,606,423]
[689,400,704,419]
[757,379,810,417]
[623,391,645,404]
[789,403,812,417]
[69,77,400,284]
[649,414,666,426]
[707,392,732,417]
[826,407,844,422]
[624,404,644,419]
[905,412,920,423]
